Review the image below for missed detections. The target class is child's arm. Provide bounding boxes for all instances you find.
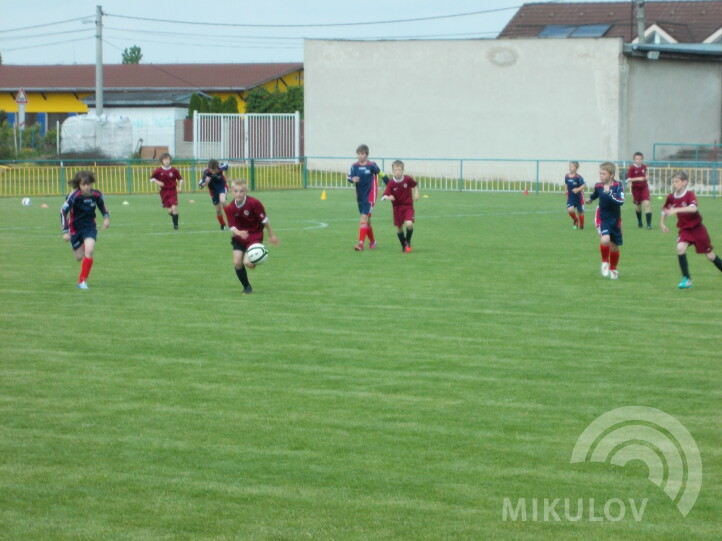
[660,208,670,233]
[264,221,279,245]
[413,186,419,201]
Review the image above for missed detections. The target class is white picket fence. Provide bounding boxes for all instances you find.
[193,111,301,162]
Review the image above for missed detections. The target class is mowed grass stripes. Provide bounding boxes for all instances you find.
[1,189,720,540]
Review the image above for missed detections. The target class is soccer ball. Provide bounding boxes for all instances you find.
[246,243,269,266]
[21,197,31,206]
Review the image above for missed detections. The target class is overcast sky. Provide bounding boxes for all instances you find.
[1,0,640,65]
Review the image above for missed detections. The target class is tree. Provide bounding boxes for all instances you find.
[245,86,303,115]
[121,45,143,64]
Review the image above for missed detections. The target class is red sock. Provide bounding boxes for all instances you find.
[217,214,226,226]
[79,257,94,282]
[358,224,368,243]
[610,250,620,270]
[578,214,585,228]
[568,211,578,224]
[367,225,375,243]
[600,244,610,262]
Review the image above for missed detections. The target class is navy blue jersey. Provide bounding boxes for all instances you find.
[61,189,109,234]
[589,182,624,224]
[565,174,585,197]
[348,161,380,204]
[202,168,228,192]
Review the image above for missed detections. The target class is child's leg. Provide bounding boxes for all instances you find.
[609,242,620,270]
[578,210,584,229]
[404,220,414,246]
[233,250,252,292]
[677,242,691,279]
[599,236,611,262]
[705,250,722,272]
[396,226,405,248]
[567,207,578,225]
[366,218,376,245]
[215,202,226,227]
[643,199,652,227]
[79,238,96,283]
[357,214,369,248]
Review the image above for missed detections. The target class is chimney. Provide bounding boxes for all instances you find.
[636,0,646,43]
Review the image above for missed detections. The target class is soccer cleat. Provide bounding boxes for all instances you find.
[638,223,643,228]
[173,224,179,230]
[369,241,377,250]
[77,281,89,290]
[242,286,253,295]
[354,243,364,251]
[221,225,226,231]
[646,225,652,230]
[405,244,412,253]
[601,262,610,277]
[677,277,693,289]
[610,270,619,280]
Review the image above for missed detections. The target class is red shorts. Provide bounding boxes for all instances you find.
[393,205,415,228]
[159,189,178,208]
[631,184,650,205]
[231,233,264,251]
[678,224,713,254]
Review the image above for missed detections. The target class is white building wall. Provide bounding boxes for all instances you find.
[304,39,624,163]
[88,106,186,156]
[623,58,722,160]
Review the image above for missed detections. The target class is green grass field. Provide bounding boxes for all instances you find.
[1,189,720,540]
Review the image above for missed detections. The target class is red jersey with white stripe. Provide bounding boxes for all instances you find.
[383,175,417,206]
[151,166,183,191]
[626,164,648,188]
[663,189,703,230]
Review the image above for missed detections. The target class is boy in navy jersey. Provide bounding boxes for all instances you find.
[564,161,586,229]
[223,179,279,295]
[348,144,380,251]
[150,152,183,229]
[60,170,110,289]
[198,159,229,230]
[627,151,652,229]
[586,162,624,279]
[661,171,722,289]
[382,160,419,252]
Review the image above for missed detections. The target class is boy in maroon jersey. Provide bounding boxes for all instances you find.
[60,170,110,289]
[223,179,279,295]
[381,160,419,252]
[660,171,722,289]
[627,151,652,229]
[150,152,184,230]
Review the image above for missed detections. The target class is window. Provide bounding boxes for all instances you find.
[538,24,610,38]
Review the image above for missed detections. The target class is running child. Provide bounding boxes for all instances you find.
[381,160,419,252]
[223,179,279,295]
[198,159,229,230]
[586,162,625,279]
[150,152,183,230]
[60,170,110,289]
[564,161,586,229]
[347,144,381,251]
[660,171,722,289]
[627,151,652,229]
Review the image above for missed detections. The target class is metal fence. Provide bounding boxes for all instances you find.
[1,157,719,197]
[192,112,301,162]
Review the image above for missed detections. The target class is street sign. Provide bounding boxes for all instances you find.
[15,88,28,104]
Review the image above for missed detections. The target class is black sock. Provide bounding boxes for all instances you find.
[405,228,414,245]
[636,211,642,225]
[678,254,690,279]
[646,213,652,226]
[172,214,179,226]
[712,256,722,273]
[235,266,250,288]
[397,232,406,247]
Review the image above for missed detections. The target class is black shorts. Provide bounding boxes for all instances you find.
[70,226,98,250]
[209,185,228,206]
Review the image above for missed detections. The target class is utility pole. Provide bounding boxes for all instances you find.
[636,0,646,44]
[95,5,104,116]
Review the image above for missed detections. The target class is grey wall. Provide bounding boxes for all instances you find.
[305,38,721,163]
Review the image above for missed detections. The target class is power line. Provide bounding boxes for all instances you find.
[2,36,92,53]
[105,6,521,29]
[0,16,92,34]
[0,28,93,42]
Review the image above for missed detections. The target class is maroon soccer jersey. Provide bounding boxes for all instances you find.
[664,189,703,230]
[626,164,648,187]
[383,176,417,206]
[224,196,267,234]
[151,166,183,190]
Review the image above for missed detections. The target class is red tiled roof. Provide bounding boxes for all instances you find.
[498,1,722,42]
[0,63,303,91]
